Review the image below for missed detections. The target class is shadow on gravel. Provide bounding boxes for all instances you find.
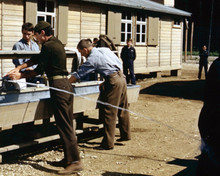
[167,157,198,176]
[140,80,206,101]
[102,172,151,176]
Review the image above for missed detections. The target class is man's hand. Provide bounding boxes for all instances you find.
[69,75,77,83]
[7,72,22,80]
[6,67,20,76]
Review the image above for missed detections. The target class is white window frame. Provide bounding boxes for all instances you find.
[173,19,181,28]
[37,0,56,35]
[136,14,146,45]
[121,12,132,44]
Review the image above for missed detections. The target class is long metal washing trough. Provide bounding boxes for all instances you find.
[0,81,140,128]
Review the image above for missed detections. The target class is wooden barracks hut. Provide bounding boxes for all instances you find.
[0,0,191,77]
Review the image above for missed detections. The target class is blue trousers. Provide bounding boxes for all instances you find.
[123,59,136,85]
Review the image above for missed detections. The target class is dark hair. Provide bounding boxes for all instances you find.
[22,23,34,32]
[77,39,93,50]
[93,38,98,42]
[127,38,132,42]
[35,26,53,36]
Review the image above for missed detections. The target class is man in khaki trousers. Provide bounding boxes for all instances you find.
[69,39,131,150]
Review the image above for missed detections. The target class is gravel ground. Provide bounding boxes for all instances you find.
[0,62,206,176]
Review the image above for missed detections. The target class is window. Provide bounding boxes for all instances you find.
[121,12,132,43]
[37,0,56,34]
[173,19,181,28]
[136,13,146,44]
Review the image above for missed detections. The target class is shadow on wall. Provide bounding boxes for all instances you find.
[140,80,206,101]
[102,172,151,176]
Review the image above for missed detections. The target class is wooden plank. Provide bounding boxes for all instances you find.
[0,134,60,154]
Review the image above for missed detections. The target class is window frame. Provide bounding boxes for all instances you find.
[136,13,147,45]
[121,12,132,44]
[173,19,182,28]
[37,0,56,35]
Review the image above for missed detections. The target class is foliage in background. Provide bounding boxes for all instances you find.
[183,51,219,57]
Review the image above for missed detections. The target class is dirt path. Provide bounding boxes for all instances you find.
[0,63,204,176]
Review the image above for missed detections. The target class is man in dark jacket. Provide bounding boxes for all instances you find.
[7,21,82,175]
[198,45,209,79]
[197,55,220,176]
[120,38,136,85]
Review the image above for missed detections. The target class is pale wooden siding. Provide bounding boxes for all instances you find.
[159,20,172,67]
[171,27,182,66]
[67,3,81,48]
[134,46,147,73]
[66,2,106,73]
[147,46,160,68]
[0,0,23,76]
[67,2,106,48]
[81,4,104,39]
[100,9,106,35]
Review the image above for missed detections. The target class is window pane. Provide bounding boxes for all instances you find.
[142,35,145,43]
[142,25,146,33]
[127,24,131,32]
[47,1,54,12]
[121,23,125,32]
[46,15,52,24]
[127,33,131,40]
[38,0,45,11]
[136,34,140,42]
[137,24,140,33]
[127,12,131,20]
[38,16,45,22]
[121,33,125,42]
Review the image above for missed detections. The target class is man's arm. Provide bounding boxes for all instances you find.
[133,47,136,60]
[6,59,37,80]
[69,75,78,83]
[7,59,35,75]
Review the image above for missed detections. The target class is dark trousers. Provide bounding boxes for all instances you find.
[198,62,208,79]
[49,78,80,163]
[123,59,136,85]
[99,71,131,148]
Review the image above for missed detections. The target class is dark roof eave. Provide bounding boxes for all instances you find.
[80,0,191,17]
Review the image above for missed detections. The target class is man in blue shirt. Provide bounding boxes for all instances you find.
[12,23,41,83]
[69,39,131,150]
[12,23,39,70]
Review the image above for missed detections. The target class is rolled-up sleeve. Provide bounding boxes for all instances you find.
[71,60,95,80]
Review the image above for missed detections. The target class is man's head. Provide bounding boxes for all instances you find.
[77,39,93,58]
[34,21,53,44]
[22,23,34,43]
[202,45,207,51]
[126,38,133,47]
[93,38,99,44]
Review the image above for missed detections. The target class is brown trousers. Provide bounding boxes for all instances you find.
[49,78,80,163]
[99,71,131,148]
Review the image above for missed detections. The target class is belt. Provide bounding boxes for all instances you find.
[104,71,122,80]
[48,75,67,81]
